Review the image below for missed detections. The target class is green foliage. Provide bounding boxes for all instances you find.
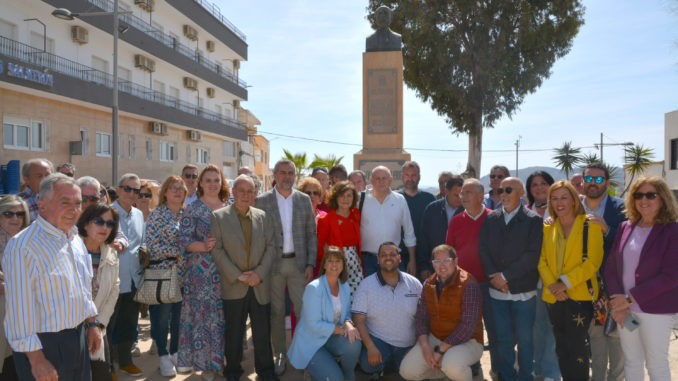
[580,152,601,167]
[309,154,344,171]
[621,144,655,196]
[282,149,308,181]
[367,0,585,175]
[552,141,582,180]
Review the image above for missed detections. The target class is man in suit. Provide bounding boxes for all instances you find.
[211,175,278,381]
[582,162,626,381]
[417,175,464,280]
[478,177,543,381]
[255,160,318,375]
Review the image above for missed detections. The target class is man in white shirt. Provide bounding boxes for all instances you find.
[182,164,199,206]
[360,166,416,277]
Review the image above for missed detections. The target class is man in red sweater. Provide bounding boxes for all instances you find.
[446,178,498,376]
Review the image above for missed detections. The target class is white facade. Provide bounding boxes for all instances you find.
[665,110,678,191]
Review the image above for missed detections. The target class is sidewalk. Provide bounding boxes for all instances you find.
[118,317,678,380]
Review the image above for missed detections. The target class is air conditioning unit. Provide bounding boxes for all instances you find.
[206,40,215,52]
[188,130,202,141]
[134,0,154,12]
[71,26,89,44]
[233,60,240,70]
[183,77,198,91]
[160,123,168,135]
[134,54,156,72]
[206,87,215,98]
[183,25,198,41]
[150,121,162,134]
[233,100,240,108]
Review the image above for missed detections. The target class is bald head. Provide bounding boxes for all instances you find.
[499,177,524,212]
[370,166,393,196]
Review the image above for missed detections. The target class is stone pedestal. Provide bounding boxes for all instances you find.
[354,51,410,188]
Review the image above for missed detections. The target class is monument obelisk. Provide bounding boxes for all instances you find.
[353,5,410,189]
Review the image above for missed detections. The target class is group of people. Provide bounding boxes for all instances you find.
[0,157,676,381]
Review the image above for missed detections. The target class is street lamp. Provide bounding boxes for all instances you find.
[52,5,132,184]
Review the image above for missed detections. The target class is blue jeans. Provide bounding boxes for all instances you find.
[362,252,379,277]
[491,296,536,381]
[306,334,361,381]
[533,287,561,379]
[149,302,181,357]
[479,282,500,372]
[359,334,411,375]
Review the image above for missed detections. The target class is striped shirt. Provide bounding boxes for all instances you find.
[18,187,39,223]
[2,217,98,352]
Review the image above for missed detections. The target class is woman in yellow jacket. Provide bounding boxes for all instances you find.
[538,181,604,381]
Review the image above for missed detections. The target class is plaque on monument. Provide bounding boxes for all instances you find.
[367,69,398,134]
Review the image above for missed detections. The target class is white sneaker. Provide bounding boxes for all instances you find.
[176,365,193,374]
[170,353,178,366]
[159,355,176,377]
[201,370,216,381]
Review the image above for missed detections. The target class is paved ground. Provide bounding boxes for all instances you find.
[117,317,678,380]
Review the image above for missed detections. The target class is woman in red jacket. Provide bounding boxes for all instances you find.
[316,181,363,299]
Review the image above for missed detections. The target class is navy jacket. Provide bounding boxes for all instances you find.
[478,205,544,293]
[599,195,627,273]
[416,199,463,273]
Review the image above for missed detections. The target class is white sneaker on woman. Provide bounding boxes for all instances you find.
[159,355,176,377]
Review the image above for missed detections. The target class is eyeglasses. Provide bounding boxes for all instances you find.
[633,192,658,200]
[497,187,514,194]
[432,257,455,266]
[584,176,605,184]
[183,173,198,179]
[62,172,74,177]
[490,174,505,179]
[168,186,185,193]
[100,189,108,197]
[138,192,153,199]
[92,216,116,229]
[121,185,141,194]
[2,211,26,218]
[82,195,100,203]
[304,191,321,197]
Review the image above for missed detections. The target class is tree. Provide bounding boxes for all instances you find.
[580,152,601,168]
[621,144,655,196]
[282,149,309,181]
[367,1,584,177]
[309,154,344,171]
[552,141,582,180]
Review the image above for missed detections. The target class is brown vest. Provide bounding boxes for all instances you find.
[424,268,484,344]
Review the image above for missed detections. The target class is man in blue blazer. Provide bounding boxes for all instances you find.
[255,160,318,376]
[416,175,464,280]
[582,162,627,381]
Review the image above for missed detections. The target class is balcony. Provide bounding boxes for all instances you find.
[192,0,246,42]
[0,35,247,138]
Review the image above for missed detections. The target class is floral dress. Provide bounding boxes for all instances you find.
[176,199,225,372]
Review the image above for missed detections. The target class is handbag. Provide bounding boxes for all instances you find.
[133,258,182,305]
[582,219,617,335]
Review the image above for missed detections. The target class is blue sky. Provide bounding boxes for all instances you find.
[216,0,678,186]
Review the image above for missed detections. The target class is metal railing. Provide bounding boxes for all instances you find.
[192,0,247,41]
[0,36,246,131]
[83,0,247,89]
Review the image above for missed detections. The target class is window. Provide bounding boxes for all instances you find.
[671,138,678,170]
[129,135,136,159]
[96,132,111,156]
[30,32,54,53]
[146,139,153,160]
[159,141,177,162]
[196,148,208,164]
[3,118,46,151]
[255,150,262,162]
[223,141,235,157]
[80,129,90,155]
[0,19,17,39]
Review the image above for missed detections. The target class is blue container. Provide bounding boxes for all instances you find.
[0,164,6,194]
[5,160,21,194]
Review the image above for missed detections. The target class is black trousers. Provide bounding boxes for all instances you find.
[110,289,139,367]
[223,288,275,379]
[13,325,90,381]
[546,299,593,381]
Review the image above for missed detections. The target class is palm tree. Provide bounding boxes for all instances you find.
[309,154,344,171]
[282,149,309,181]
[552,141,582,180]
[580,152,601,168]
[621,144,655,196]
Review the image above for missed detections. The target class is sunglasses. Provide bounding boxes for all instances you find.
[633,192,658,200]
[92,216,116,229]
[490,174,505,179]
[138,192,152,199]
[62,172,74,177]
[497,187,515,194]
[121,185,141,194]
[584,175,605,184]
[432,257,456,266]
[304,191,321,197]
[82,195,100,203]
[183,173,198,179]
[2,211,26,218]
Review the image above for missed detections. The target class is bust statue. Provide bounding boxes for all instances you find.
[366,6,402,52]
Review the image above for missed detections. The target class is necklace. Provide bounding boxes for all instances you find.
[534,201,547,208]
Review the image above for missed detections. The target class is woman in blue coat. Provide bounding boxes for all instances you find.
[288,246,362,381]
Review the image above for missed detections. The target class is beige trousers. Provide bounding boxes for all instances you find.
[399,334,483,381]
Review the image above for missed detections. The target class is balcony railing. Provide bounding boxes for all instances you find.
[192,0,246,41]
[82,0,247,89]
[0,36,246,131]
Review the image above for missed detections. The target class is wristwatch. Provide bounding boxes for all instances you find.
[626,294,633,304]
[433,345,445,355]
[86,320,103,329]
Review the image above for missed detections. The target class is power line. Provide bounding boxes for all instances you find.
[256,130,598,153]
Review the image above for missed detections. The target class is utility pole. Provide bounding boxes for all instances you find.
[515,135,522,177]
[595,133,633,163]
